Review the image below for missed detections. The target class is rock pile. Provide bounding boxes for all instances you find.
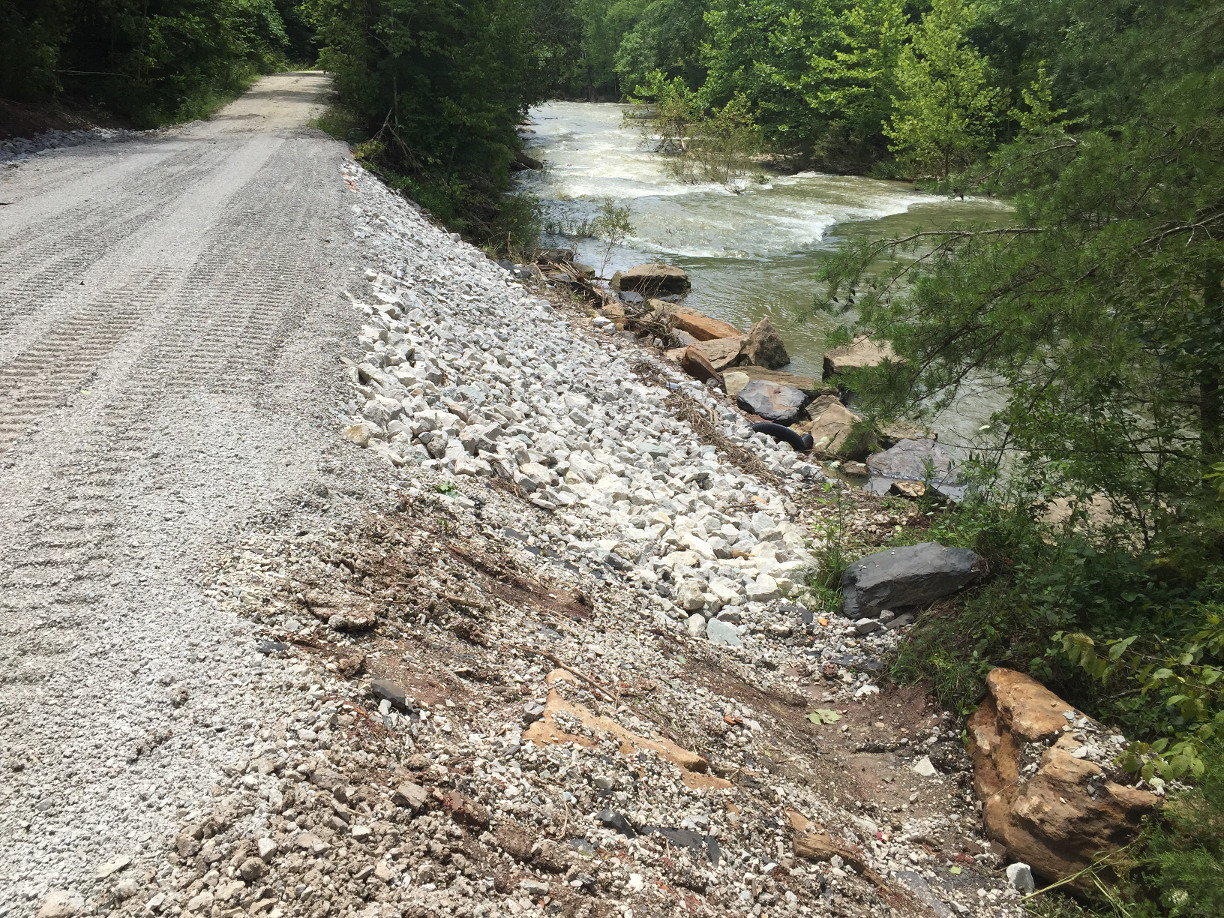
[0,127,140,163]
[339,232,831,642]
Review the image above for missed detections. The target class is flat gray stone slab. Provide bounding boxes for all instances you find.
[706,617,742,648]
[736,380,809,424]
[843,542,984,619]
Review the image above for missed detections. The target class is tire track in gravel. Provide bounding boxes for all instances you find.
[0,136,285,449]
[0,73,367,908]
[0,147,214,337]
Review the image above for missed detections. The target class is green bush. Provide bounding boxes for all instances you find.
[0,0,295,126]
[1136,737,1224,918]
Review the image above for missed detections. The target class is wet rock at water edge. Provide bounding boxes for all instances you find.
[744,317,789,369]
[689,335,745,372]
[737,380,810,424]
[822,333,897,378]
[726,365,828,396]
[511,150,544,171]
[866,438,964,500]
[670,307,743,342]
[612,263,691,297]
[536,248,575,266]
[842,542,985,619]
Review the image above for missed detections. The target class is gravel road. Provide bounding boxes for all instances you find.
[0,73,380,910]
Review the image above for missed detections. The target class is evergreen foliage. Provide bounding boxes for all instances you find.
[303,0,569,244]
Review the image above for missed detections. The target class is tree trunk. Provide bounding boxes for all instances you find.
[1201,265,1224,466]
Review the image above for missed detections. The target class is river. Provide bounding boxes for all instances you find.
[517,101,1011,456]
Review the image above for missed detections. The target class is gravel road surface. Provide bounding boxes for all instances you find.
[0,73,376,910]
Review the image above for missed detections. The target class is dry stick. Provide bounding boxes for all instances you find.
[510,643,617,703]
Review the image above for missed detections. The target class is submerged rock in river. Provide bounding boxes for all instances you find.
[866,438,962,499]
[823,334,897,379]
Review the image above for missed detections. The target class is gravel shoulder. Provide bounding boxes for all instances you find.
[0,73,388,912]
[1,75,1023,918]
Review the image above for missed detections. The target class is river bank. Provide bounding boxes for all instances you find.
[517,102,1011,456]
[87,157,1032,918]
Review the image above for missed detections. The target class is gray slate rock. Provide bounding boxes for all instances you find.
[865,438,966,501]
[706,617,742,648]
[736,380,809,424]
[842,542,984,619]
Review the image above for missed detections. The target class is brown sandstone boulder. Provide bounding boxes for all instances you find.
[679,346,719,383]
[671,308,743,341]
[823,334,897,379]
[689,336,745,372]
[744,318,789,369]
[967,669,1158,885]
[613,263,691,296]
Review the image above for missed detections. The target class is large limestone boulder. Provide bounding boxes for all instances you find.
[795,401,870,459]
[726,365,829,397]
[968,669,1159,884]
[671,308,743,341]
[744,318,789,369]
[823,333,897,379]
[736,380,810,424]
[613,263,691,296]
[689,335,745,372]
[842,542,984,619]
[722,370,751,398]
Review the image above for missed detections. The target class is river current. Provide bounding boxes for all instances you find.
[518,101,1009,454]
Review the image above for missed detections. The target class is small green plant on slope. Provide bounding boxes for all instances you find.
[592,198,634,280]
[807,476,858,614]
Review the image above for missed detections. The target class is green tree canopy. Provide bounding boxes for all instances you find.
[884,0,1002,179]
[824,0,1224,537]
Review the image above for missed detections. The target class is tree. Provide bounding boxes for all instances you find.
[1,0,292,124]
[821,1,1224,541]
[305,0,549,235]
[610,0,709,93]
[701,0,838,151]
[805,0,906,160]
[884,0,1002,179]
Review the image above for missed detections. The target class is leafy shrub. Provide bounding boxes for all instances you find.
[1135,737,1224,918]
